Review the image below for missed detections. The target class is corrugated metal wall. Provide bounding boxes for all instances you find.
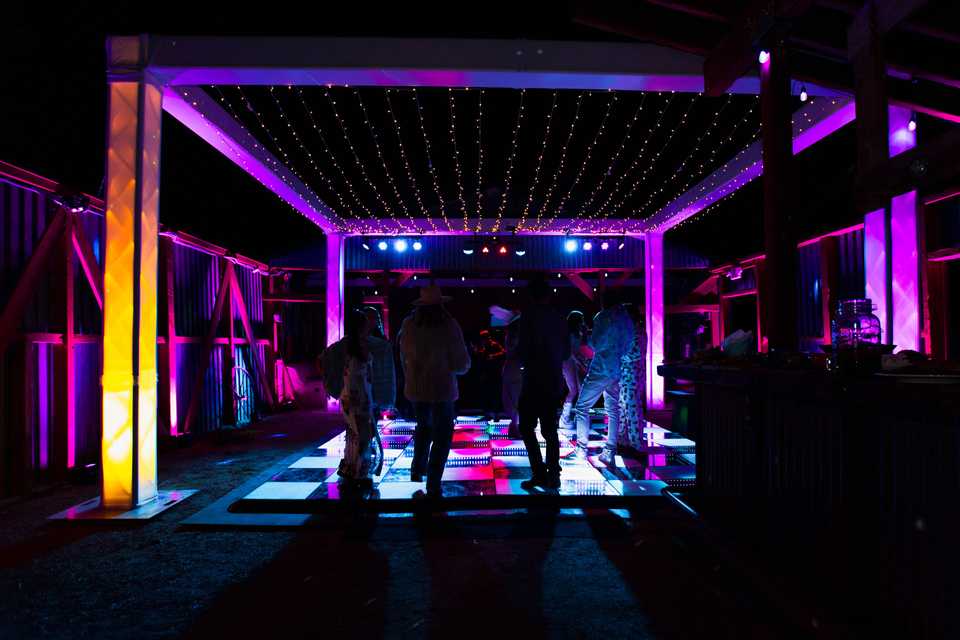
[169,242,266,434]
[1,173,269,496]
[797,242,823,340]
[836,227,865,300]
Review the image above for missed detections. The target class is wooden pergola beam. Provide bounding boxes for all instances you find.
[703,0,815,96]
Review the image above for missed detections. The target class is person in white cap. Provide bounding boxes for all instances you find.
[398,285,471,499]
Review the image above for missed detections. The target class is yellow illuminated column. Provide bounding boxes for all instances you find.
[102,77,161,508]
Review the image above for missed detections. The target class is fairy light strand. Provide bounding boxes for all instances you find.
[384,89,437,232]
[542,91,618,233]
[577,93,648,223]
[516,91,558,231]
[355,88,419,232]
[411,89,452,231]
[594,92,682,220]
[614,94,732,222]
[447,89,471,231]
[222,86,351,232]
[534,92,586,231]
[629,97,759,229]
[491,89,526,234]
[292,87,378,230]
[601,94,699,220]
[325,88,404,230]
[206,87,328,231]
[603,94,700,219]
[264,86,363,230]
[473,90,486,232]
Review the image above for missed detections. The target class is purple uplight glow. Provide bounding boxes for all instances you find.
[644,233,665,409]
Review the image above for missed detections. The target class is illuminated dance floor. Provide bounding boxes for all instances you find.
[231,415,695,514]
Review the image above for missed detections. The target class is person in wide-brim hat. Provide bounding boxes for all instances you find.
[412,284,452,306]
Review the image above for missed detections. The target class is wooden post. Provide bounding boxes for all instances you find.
[222,260,237,426]
[759,44,798,351]
[53,213,77,471]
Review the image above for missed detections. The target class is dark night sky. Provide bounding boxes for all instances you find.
[3,1,616,261]
[7,2,946,265]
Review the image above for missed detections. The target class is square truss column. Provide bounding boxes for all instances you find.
[101,42,162,509]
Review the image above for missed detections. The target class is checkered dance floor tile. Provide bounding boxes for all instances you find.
[232,416,696,513]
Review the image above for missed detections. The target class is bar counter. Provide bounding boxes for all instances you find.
[659,361,960,635]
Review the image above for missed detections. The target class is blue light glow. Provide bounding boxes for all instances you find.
[583,241,593,251]
[564,238,579,253]
[377,240,389,251]
[394,239,408,253]
[412,240,423,251]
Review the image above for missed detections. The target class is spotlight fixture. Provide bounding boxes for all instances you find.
[362,241,371,251]
[509,276,514,283]
[412,240,423,251]
[582,240,593,251]
[758,49,770,64]
[600,241,610,251]
[482,245,490,254]
[463,248,475,255]
[377,240,389,251]
[511,289,516,294]
[61,194,89,214]
[564,238,578,253]
[617,235,626,251]
[498,245,508,255]
[394,238,408,253]
[908,114,917,132]
[514,248,527,256]
[799,85,808,102]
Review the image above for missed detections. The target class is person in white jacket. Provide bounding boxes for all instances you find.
[398,286,471,499]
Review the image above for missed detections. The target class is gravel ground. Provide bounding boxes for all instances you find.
[0,410,805,640]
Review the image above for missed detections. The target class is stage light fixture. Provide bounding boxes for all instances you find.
[600,241,610,251]
[463,248,475,255]
[799,85,808,102]
[482,245,490,254]
[377,240,389,251]
[583,240,593,251]
[362,241,371,251]
[498,245,508,255]
[394,238,408,253]
[617,236,626,250]
[515,249,526,256]
[758,50,770,64]
[908,114,917,132]
[412,240,423,251]
[564,238,578,253]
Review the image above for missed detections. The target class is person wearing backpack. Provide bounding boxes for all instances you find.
[321,309,396,490]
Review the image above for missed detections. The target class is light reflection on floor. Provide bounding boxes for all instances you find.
[239,416,696,509]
